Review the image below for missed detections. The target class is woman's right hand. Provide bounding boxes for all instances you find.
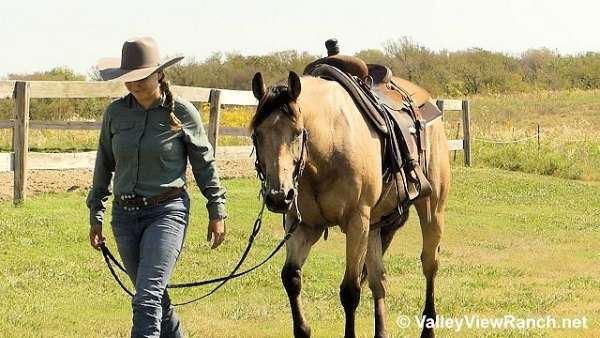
[89,223,105,250]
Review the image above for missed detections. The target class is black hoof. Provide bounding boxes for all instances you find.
[420,329,435,338]
[294,324,311,338]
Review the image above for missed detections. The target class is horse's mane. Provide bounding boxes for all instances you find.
[251,85,296,129]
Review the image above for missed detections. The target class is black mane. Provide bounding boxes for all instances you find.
[251,85,295,129]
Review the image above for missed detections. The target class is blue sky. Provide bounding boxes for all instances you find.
[1,0,599,77]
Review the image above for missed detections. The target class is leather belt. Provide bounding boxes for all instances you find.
[115,187,185,210]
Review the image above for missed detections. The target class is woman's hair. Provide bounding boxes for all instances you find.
[158,72,183,131]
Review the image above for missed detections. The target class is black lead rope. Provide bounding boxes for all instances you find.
[100,198,301,307]
[100,243,133,297]
[101,126,308,306]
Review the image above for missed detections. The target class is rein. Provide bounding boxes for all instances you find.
[99,122,308,307]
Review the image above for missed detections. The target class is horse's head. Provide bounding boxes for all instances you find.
[251,71,307,213]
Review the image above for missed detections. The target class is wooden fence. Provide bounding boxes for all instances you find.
[0,80,470,204]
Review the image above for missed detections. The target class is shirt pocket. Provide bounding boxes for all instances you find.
[110,120,138,162]
[151,121,183,160]
[152,121,171,131]
[111,120,136,134]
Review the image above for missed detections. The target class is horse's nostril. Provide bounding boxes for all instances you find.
[285,189,295,202]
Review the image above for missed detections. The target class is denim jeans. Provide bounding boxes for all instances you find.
[111,192,189,338]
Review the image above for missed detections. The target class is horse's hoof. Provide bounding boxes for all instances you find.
[294,324,311,338]
[374,333,388,338]
[419,329,435,338]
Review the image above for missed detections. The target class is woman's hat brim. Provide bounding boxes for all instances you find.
[97,56,184,82]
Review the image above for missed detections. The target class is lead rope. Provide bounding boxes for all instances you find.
[100,128,308,306]
[100,196,301,307]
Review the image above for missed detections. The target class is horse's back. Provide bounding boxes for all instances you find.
[392,77,432,107]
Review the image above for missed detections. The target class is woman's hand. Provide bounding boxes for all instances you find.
[207,218,226,249]
[89,223,105,250]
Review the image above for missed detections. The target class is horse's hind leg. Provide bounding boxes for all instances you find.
[414,196,446,338]
[340,208,370,338]
[282,218,323,338]
[365,228,388,338]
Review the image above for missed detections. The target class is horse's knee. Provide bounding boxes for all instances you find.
[420,250,440,277]
[339,283,361,312]
[282,264,302,297]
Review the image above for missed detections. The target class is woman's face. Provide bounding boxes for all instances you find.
[125,72,160,97]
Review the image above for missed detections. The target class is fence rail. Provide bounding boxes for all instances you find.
[0,80,470,204]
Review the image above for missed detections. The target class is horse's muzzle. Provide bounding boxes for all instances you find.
[265,188,295,213]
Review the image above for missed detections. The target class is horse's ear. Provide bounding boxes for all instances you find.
[287,71,301,101]
[252,72,266,101]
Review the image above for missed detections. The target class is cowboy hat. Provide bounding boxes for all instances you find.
[98,37,183,82]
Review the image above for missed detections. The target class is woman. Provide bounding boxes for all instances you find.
[86,37,227,338]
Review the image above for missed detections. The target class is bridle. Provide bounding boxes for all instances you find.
[251,100,308,229]
[252,126,309,201]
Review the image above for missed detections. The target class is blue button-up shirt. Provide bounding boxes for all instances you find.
[86,93,227,225]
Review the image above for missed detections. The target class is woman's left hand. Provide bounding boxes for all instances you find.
[207,218,226,249]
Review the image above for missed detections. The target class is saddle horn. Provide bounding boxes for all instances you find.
[325,38,339,56]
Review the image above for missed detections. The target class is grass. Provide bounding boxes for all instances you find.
[2,168,599,337]
[442,89,600,181]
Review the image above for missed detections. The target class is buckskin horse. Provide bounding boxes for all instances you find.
[250,49,450,338]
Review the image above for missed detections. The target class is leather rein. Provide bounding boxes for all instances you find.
[100,105,308,307]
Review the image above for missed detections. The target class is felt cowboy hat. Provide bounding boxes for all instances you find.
[98,37,183,82]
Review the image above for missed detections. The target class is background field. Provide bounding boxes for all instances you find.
[1,89,598,181]
[1,168,599,337]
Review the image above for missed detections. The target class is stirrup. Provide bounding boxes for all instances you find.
[406,161,432,199]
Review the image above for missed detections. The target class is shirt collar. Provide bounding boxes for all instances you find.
[126,93,169,110]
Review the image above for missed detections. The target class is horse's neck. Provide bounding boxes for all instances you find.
[298,82,357,177]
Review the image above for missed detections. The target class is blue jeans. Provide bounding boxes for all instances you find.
[111,192,189,338]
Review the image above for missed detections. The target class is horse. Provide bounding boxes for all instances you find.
[250,71,450,338]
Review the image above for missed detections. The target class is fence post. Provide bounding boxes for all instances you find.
[462,100,472,167]
[207,89,222,156]
[13,81,30,205]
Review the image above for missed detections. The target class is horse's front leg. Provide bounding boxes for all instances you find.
[282,215,324,338]
[340,208,370,338]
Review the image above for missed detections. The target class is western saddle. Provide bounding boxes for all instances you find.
[303,39,442,206]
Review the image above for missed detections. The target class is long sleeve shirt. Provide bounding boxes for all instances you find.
[86,93,227,225]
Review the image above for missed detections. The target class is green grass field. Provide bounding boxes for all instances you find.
[2,168,599,337]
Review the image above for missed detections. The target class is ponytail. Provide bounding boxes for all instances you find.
[158,73,183,131]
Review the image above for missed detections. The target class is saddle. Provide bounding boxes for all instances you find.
[303,39,442,203]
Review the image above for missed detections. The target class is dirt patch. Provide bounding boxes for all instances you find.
[0,159,255,202]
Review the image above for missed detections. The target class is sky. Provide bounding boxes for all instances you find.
[2,0,600,78]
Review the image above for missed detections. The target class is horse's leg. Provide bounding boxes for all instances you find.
[282,219,323,338]
[413,122,450,338]
[365,228,388,338]
[340,208,370,338]
[414,187,448,337]
[380,210,409,255]
[360,210,409,286]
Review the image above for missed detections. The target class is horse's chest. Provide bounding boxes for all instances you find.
[298,176,358,227]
